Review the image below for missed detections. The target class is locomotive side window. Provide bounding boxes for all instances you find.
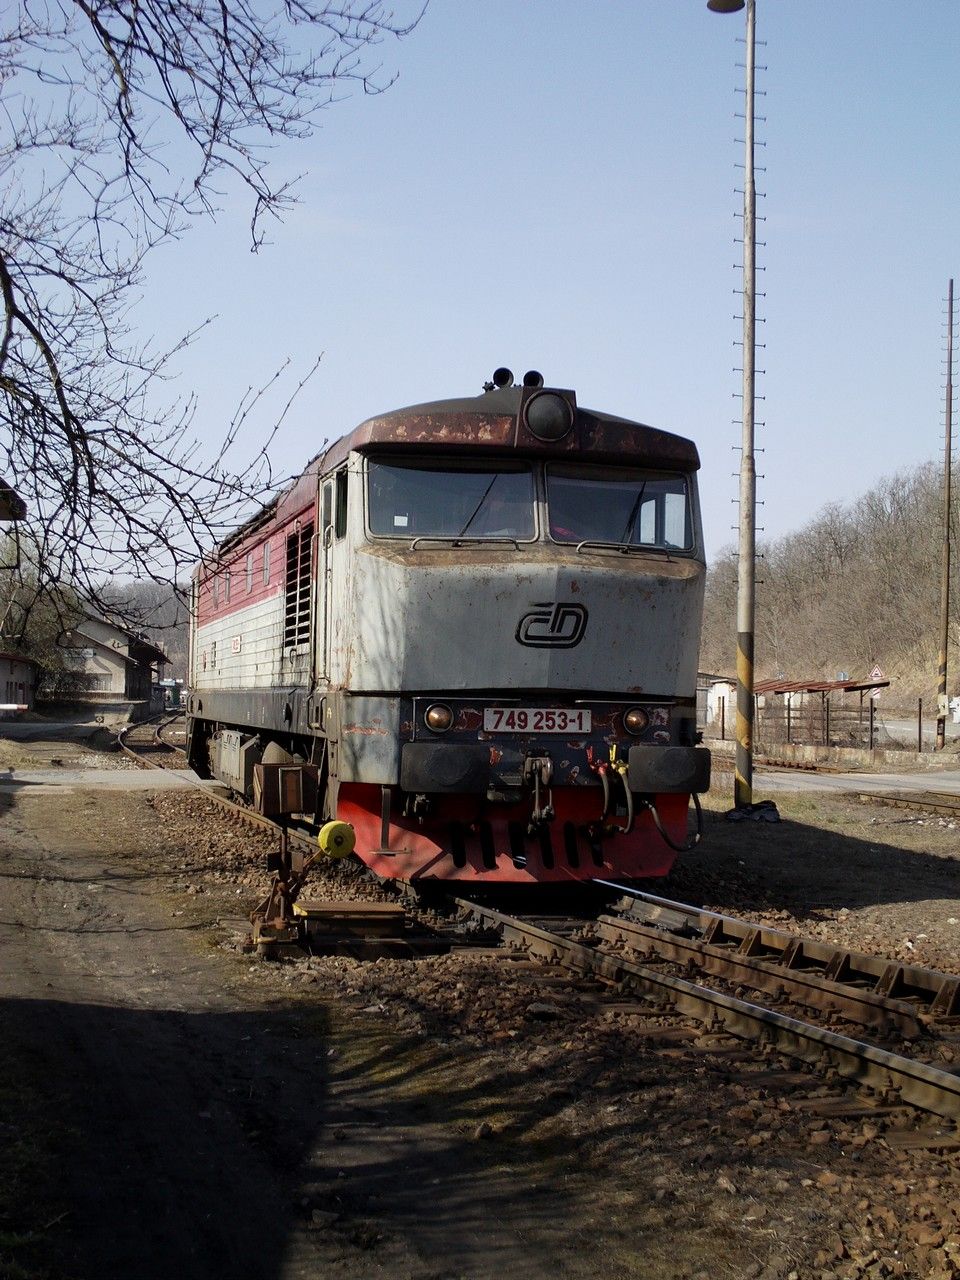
[334,470,347,539]
[546,465,692,551]
[367,458,535,539]
[284,523,314,647]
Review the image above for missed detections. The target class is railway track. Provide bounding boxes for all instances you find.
[853,788,960,817]
[597,884,960,1034]
[439,890,960,1125]
[119,720,960,1126]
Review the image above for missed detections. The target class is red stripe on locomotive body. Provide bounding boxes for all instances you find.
[194,503,314,627]
[337,783,687,883]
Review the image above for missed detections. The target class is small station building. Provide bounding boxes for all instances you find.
[52,616,169,719]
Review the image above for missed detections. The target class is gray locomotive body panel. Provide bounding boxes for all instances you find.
[343,545,705,696]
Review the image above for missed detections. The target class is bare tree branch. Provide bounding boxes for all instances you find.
[0,0,423,635]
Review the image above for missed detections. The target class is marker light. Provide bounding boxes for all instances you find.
[624,707,650,735]
[424,703,454,732]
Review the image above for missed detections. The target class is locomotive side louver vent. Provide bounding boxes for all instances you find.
[284,523,314,648]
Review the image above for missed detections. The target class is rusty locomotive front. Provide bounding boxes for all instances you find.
[186,370,711,883]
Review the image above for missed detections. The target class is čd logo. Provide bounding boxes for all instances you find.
[516,602,589,649]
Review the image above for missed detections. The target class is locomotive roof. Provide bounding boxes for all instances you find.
[319,386,700,473]
[209,385,700,562]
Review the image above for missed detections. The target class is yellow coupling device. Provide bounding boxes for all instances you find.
[317,820,356,859]
[608,744,629,778]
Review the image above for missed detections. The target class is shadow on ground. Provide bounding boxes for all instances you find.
[0,993,603,1280]
[664,804,960,919]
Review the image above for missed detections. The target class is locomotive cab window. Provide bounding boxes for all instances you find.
[367,457,536,540]
[546,464,693,551]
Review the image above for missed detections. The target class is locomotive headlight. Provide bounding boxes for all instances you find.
[623,707,649,735]
[523,391,575,442]
[424,703,454,732]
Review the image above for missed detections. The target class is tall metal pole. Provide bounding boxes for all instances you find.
[734,0,757,805]
[937,278,954,750]
[708,0,757,804]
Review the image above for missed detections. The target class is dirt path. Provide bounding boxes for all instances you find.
[6,758,960,1280]
[0,783,593,1280]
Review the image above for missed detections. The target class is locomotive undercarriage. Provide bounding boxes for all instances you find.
[186,689,710,884]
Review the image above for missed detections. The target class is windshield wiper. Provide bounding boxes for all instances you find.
[456,475,500,538]
[574,539,670,556]
[617,482,647,545]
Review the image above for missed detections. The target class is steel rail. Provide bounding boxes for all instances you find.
[450,895,960,1122]
[597,883,960,1022]
[117,718,315,851]
[116,725,960,1117]
[594,913,924,1036]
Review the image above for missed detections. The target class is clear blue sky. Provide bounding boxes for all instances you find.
[138,1,960,562]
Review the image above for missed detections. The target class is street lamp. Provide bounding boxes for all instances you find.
[709,0,756,808]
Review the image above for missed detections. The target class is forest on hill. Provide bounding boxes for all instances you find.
[699,460,955,706]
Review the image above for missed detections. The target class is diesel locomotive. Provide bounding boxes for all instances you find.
[186,369,710,884]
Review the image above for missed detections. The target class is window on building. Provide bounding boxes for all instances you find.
[263,540,271,585]
[211,639,217,669]
[284,523,314,648]
[224,570,231,603]
[212,576,219,608]
[246,552,253,593]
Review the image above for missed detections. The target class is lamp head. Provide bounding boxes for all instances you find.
[707,0,745,11]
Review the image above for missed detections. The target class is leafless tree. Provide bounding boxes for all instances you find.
[0,0,423,634]
[702,459,959,701]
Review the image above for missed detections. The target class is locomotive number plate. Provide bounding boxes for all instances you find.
[483,707,591,734]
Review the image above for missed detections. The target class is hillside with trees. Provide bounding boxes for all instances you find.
[700,461,954,704]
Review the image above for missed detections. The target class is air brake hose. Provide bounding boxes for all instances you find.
[607,758,634,835]
[619,777,635,836]
[599,766,611,821]
[641,791,704,853]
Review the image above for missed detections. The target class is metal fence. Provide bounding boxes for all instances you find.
[710,693,927,752]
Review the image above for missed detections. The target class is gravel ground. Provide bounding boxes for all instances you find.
[4,761,960,1279]
[140,785,960,1280]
